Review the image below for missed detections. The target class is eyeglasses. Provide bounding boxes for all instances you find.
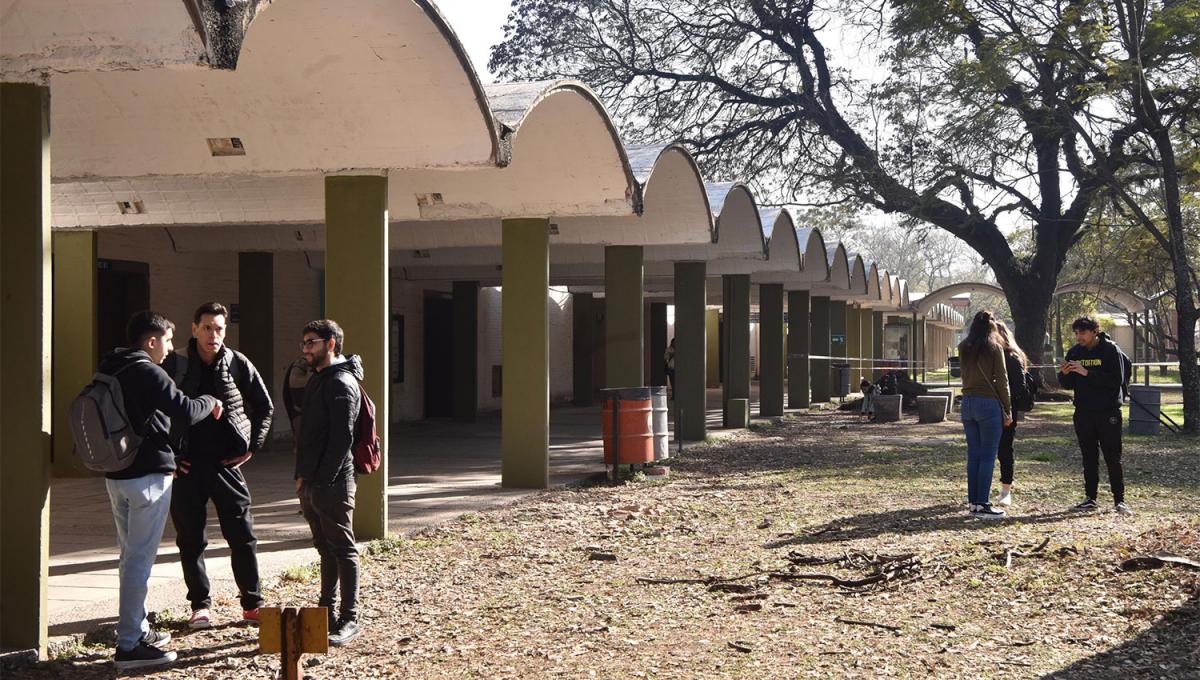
[300,338,326,350]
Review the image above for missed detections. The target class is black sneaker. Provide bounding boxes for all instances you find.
[329,618,361,647]
[114,641,177,671]
[140,629,171,647]
[970,504,1006,520]
[1071,499,1099,512]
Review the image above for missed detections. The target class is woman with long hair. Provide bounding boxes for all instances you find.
[957,311,1013,519]
[994,321,1028,507]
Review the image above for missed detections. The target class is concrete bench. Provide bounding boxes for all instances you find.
[874,395,902,422]
[925,389,954,414]
[918,395,949,423]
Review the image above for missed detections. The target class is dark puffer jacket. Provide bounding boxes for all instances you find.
[295,354,363,485]
[166,340,274,456]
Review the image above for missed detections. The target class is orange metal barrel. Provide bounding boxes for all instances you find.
[601,396,655,464]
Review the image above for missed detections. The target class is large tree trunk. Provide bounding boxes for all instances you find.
[1000,276,1055,367]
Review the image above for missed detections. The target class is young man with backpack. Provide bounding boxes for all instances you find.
[1058,316,1133,515]
[91,312,222,670]
[295,319,365,646]
[163,302,274,629]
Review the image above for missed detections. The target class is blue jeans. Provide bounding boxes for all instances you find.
[961,396,1003,506]
[106,474,173,650]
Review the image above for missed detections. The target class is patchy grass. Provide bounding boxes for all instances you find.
[279,563,320,584]
[26,409,1200,680]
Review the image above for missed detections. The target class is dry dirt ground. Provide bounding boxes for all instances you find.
[17,405,1200,679]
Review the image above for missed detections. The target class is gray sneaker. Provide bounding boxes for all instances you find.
[329,618,360,647]
[1115,502,1133,516]
[140,629,171,647]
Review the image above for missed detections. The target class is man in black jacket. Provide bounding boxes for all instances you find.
[295,319,363,646]
[164,302,274,628]
[104,311,222,671]
[1058,316,1132,515]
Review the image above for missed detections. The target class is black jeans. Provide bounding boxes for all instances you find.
[170,463,263,612]
[997,422,1017,485]
[1073,410,1125,504]
[298,477,359,622]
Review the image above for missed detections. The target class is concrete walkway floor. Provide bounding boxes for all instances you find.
[45,389,768,643]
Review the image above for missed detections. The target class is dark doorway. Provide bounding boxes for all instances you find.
[98,259,150,361]
[423,292,454,418]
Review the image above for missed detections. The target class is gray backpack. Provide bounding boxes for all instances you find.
[69,361,149,472]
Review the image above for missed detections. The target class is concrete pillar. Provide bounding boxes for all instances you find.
[238,252,274,396]
[810,296,832,403]
[501,218,550,488]
[705,308,720,388]
[758,284,784,416]
[1,83,52,656]
[572,293,594,406]
[918,317,928,380]
[847,304,862,380]
[872,311,885,379]
[649,302,668,387]
[830,300,848,397]
[674,262,707,440]
[787,290,810,409]
[722,274,751,426]
[325,175,389,539]
[52,231,98,479]
[605,246,644,388]
[452,281,479,422]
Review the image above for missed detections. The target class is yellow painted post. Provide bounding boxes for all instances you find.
[501,218,550,489]
[52,231,100,478]
[705,308,721,389]
[1,82,52,657]
[324,175,389,540]
[604,246,644,389]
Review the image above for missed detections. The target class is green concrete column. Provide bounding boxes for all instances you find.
[238,252,274,397]
[830,300,848,397]
[649,302,668,387]
[846,304,861,382]
[758,284,784,416]
[502,219,550,488]
[52,231,99,479]
[325,175,389,539]
[705,308,720,388]
[572,293,594,406]
[787,290,810,409]
[918,317,928,380]
[673,262,707,440]
[721,274,751,427]
[605,246,644,388]
[452,281,479,422]
[872,311,885,379]
[1,83,52,656]
[810,296,832,403]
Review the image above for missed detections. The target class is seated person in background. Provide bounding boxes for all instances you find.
[860,378,877,418]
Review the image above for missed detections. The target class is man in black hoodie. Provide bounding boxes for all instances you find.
[1058,316,1132,515]
[295,319,363,646]
[102,311,222,671]
[164,302,274,629]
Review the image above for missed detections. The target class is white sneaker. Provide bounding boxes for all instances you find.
[188,608,212,630]
[996,490,1012,507]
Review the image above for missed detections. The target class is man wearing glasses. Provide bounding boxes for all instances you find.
[294,319,364,646]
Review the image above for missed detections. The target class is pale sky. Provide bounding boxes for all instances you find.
[435,0,514,84]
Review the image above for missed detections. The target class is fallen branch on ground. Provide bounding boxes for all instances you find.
[834,616,902,632]
[1118,552,1200,572]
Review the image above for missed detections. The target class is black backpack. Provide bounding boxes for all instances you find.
[1012,369,1038,412]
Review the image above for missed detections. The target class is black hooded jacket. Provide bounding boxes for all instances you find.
[165,339,274,460]
[1057,332,1125,412]
[99,349,220,480]
[295,355,363,485]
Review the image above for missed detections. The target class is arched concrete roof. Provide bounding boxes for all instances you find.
[1055,282,1150,314]
[45,0,500,181]
[912,282,1006,315]
[813,243,853,294]
[845,253,870,298]
[751,209,803,284]
[0,0,272,80]
[796,228,829,283]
